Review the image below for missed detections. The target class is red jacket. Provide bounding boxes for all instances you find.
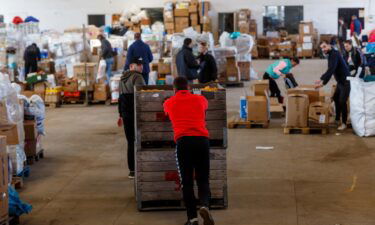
[163,90,209,141]
[369,29,375,43]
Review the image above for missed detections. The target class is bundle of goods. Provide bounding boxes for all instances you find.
[218,32,255,82]
[119,5,151,33]
[164,0,212,34]
[297,22,317,58]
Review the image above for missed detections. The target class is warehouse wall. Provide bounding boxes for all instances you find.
[1,0,373,35]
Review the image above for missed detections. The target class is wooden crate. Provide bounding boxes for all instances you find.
[135,84,227,149]
[135,148,228,210]
[134,84,228,210]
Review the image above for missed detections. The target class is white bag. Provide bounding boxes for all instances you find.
[349,78,375,137]
[97,59,107,81]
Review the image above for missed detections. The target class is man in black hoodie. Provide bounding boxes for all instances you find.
[176,38,200,83]
[315,41,351,131]
[118,57,145,179]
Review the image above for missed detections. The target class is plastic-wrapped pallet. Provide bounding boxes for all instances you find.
[349,77,375,137]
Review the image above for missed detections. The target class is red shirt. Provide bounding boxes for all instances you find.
[163,90,209,141]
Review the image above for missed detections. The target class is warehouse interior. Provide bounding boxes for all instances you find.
[0,0,375,225]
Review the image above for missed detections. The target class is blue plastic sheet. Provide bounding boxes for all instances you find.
[8,185,32,217]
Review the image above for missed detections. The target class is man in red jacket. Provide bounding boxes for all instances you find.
[164,77,215,225]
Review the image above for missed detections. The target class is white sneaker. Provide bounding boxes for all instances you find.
[338,124,347,131]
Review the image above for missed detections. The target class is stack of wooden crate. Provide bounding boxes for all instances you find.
[134,84,228,211]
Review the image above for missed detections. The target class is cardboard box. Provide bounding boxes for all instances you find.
[24,120,37,141]
[190,13,198,21]
[237,61,251,81]
[247,96,269,122]
[63,79,78,92]
[199,1,210,23]
[0,136,8,222]
[25,139,37,157]
[189,4,198,13]
[174,9,189,17]
[73,63,97,81]
[270,97,284,118]
[34,82,47,100]
[141,19,151,25]
[0,102,10,126]
[309,102,330,127]
[94,83,109,101]
[158,62,172,74]
[287,85,323,103]
[165,22,175,30]
[299,22,314,35]
[193,25,201,33]
[251,80,269,96]
[0,125,19,145]
[226,57,239,82]
[286,94,309,127]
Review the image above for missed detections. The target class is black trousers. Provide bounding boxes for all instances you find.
[263,73,283,103]
[142,72,149,85]
[121,94,135,172]
[333,82,351,124]
[176,136,210,220]
[25,60,38,75]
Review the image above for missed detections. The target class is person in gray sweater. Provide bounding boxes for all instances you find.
[118,57,145,179]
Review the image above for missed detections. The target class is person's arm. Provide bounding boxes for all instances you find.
[37,47,41,61]
[273,61,287,77]
[124,46,133,71]
[147,45,153,62]
[320,51,338,85]
[210,55,218,81]
[134,74,146,86]
[184,51,200,69]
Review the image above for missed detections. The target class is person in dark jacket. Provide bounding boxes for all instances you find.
[125,33,153,84]
[24,43,41,75]
[315,41,351,131]
[118,57,146,179]
[343,40,364,78]
[350,15,362,37]
[98,34,115,84]
[176,38,200,83]
[197,42,217,84]
[338,17,347,42]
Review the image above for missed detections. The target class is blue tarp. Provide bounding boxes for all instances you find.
[8,185,32,217]
[24,16,39,23]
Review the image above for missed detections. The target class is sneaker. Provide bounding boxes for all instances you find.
[337,124,347,131]
[128,171,135,179]
[184,218,199,225]
[199,207,215,225]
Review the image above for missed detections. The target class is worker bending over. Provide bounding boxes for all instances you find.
[163,77,215,225]
[263,57,300,103]
[315,41,351,131]
[118,57,146,179]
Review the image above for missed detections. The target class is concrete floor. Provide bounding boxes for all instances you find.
[19,59,375,225]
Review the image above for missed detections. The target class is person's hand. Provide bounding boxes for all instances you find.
[280,74,287,79]
[117,117,123,127]
[314,80,324,89]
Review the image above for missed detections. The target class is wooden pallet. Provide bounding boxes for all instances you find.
[26,149,44,165]
[90,99,111,105]
[220,81,244,88]
[139,197,228,211]
[284,127,329,135]
[228,117,269,129]
[45,103,61,108]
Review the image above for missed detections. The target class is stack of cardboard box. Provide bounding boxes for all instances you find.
[174,2,190,33]
[247,80,270,123]
[189,0,201,33]
[93,83,110,102]
[226,56,240,83]
[298,22,314,58]
[257,37,269,58]
[164,2,175,34]
[286,85,331,128]
[73,63,98,91]
[164,0,211,34]
[24,119,39,158]
[45,86,63,106]
[268,37,280,58]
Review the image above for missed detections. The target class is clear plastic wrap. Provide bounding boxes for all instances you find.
[27,95,46,135]
[0,74,23,125]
